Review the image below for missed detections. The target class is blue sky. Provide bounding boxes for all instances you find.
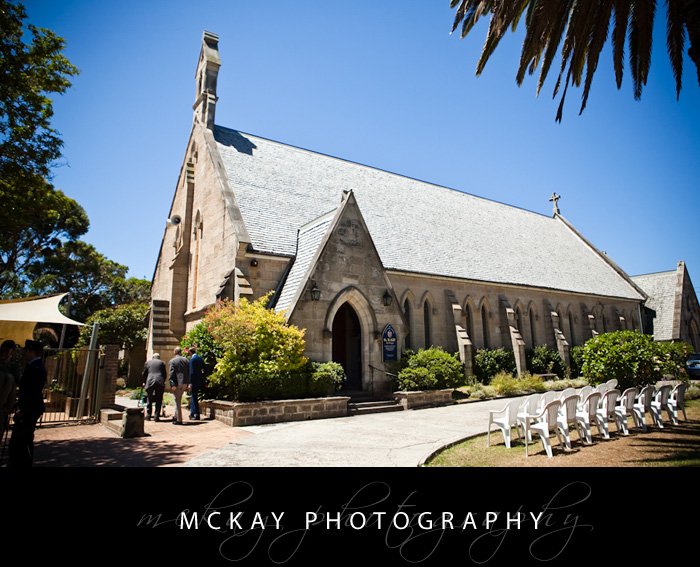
[24,1,700,283]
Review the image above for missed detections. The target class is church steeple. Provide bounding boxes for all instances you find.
[193,31,220,130]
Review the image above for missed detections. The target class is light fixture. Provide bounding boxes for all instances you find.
[250,259,258,267]
[382,290,392,307]
[310,283,321,301]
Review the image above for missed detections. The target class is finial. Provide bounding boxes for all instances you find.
[549,192,561,215]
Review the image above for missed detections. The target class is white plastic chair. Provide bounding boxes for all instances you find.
[650,384,673,428]
[525,400,563,458]
[516,394,541,442]
[605,379,618,390]
[538,390,558,410]
[487,398,522,448]
[614,388,639,435]
[668,383,687,424]
[596,389,620,439]
[633,386,655,432]
[577,386,593,406]
[594,382,610,395]
[559,388,576,400]
[575,392,603,444]
[556,395,580,450]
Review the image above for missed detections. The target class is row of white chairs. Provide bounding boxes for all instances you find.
[487,380,688,458]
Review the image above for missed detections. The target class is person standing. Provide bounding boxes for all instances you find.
[8,340,47,468]
[169,347,190,425]
[142,353,166,421]
[0,340,18,447]
[188,347,204,421]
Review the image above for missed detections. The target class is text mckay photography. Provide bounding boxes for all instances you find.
[137,479,594,563]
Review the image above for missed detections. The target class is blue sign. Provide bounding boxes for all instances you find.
[382,324,398,362]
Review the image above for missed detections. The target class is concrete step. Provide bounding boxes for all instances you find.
[348,400,403,415]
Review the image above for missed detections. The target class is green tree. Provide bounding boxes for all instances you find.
[77,303,149,349]
[451,0,700,121]
[0,178,89,295]
[0,0,78,179]
[110,277,151,306]
[27,240,129,320]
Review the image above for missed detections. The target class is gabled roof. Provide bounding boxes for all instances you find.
[275,209,336,316]
[213,126,644,301]
[631,270,678,340]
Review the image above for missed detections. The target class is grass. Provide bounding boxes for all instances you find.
[427,399,700,467]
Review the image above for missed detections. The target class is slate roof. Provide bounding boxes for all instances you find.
[631,270,678,340]
[214,126,643,301]
[274,209,336,315]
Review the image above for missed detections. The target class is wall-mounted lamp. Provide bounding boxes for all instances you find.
[382,290,392,307]
[310,283,321,301]
[250,259,258,267]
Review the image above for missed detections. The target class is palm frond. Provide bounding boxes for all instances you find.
[666,0,686,98]
[629,0,657,100]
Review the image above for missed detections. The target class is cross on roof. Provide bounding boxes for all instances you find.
[549,192,561,215]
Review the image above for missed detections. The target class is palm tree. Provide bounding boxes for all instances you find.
[451,0,700,121]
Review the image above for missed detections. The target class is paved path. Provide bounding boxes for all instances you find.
[186,396,522,467]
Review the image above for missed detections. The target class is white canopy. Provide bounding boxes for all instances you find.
[0,293,84,344]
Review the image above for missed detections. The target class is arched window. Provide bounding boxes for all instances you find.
[423,300,432,348]
[403,298,412,350]
[515,306,522,330]
[481,304,490,349]
[465,303,474,339]
[568,312,576,346]
[529,309,537,348]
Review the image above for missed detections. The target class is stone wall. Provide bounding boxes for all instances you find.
[394,389,454,410]
[388,271,642,352]
[200,396,351,426]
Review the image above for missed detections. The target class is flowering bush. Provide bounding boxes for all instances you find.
[204,295,309,401]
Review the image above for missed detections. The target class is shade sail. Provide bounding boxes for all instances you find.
[0,293,84,343]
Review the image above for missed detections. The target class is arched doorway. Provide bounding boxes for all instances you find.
[332,302,363,391]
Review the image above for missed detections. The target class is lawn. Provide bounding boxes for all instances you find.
[427,399,700,467]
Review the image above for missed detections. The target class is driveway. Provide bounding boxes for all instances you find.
[186,396,520,467]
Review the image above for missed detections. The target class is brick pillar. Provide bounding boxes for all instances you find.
[101,344,119,408]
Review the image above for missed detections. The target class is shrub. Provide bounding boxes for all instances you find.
[581,330,691,391]
[310,361,346,396]
[526,345,565,378]
[490,371,545,396]
[473,348,516,382]
[202,296,309,401]
[490,372,519,396]
[180,320,226,398]
[397,347,464,390]
[570,345,585,378]
[396,367,437,391]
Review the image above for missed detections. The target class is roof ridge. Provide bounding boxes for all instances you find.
[631,269,677,278]
[214,125,554,220]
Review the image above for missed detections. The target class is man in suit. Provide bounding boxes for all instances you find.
[188,347,204,421]
[142,353,166,421]
[169,347,190,425]
[8,340,46,468]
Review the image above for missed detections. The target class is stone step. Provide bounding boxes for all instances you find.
[348,400,403,415]
[102,420,122,436]
[100,408,123,421]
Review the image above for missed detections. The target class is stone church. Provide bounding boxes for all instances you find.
[147,32,696,395]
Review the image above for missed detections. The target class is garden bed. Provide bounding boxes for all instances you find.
[200,396,351,427]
